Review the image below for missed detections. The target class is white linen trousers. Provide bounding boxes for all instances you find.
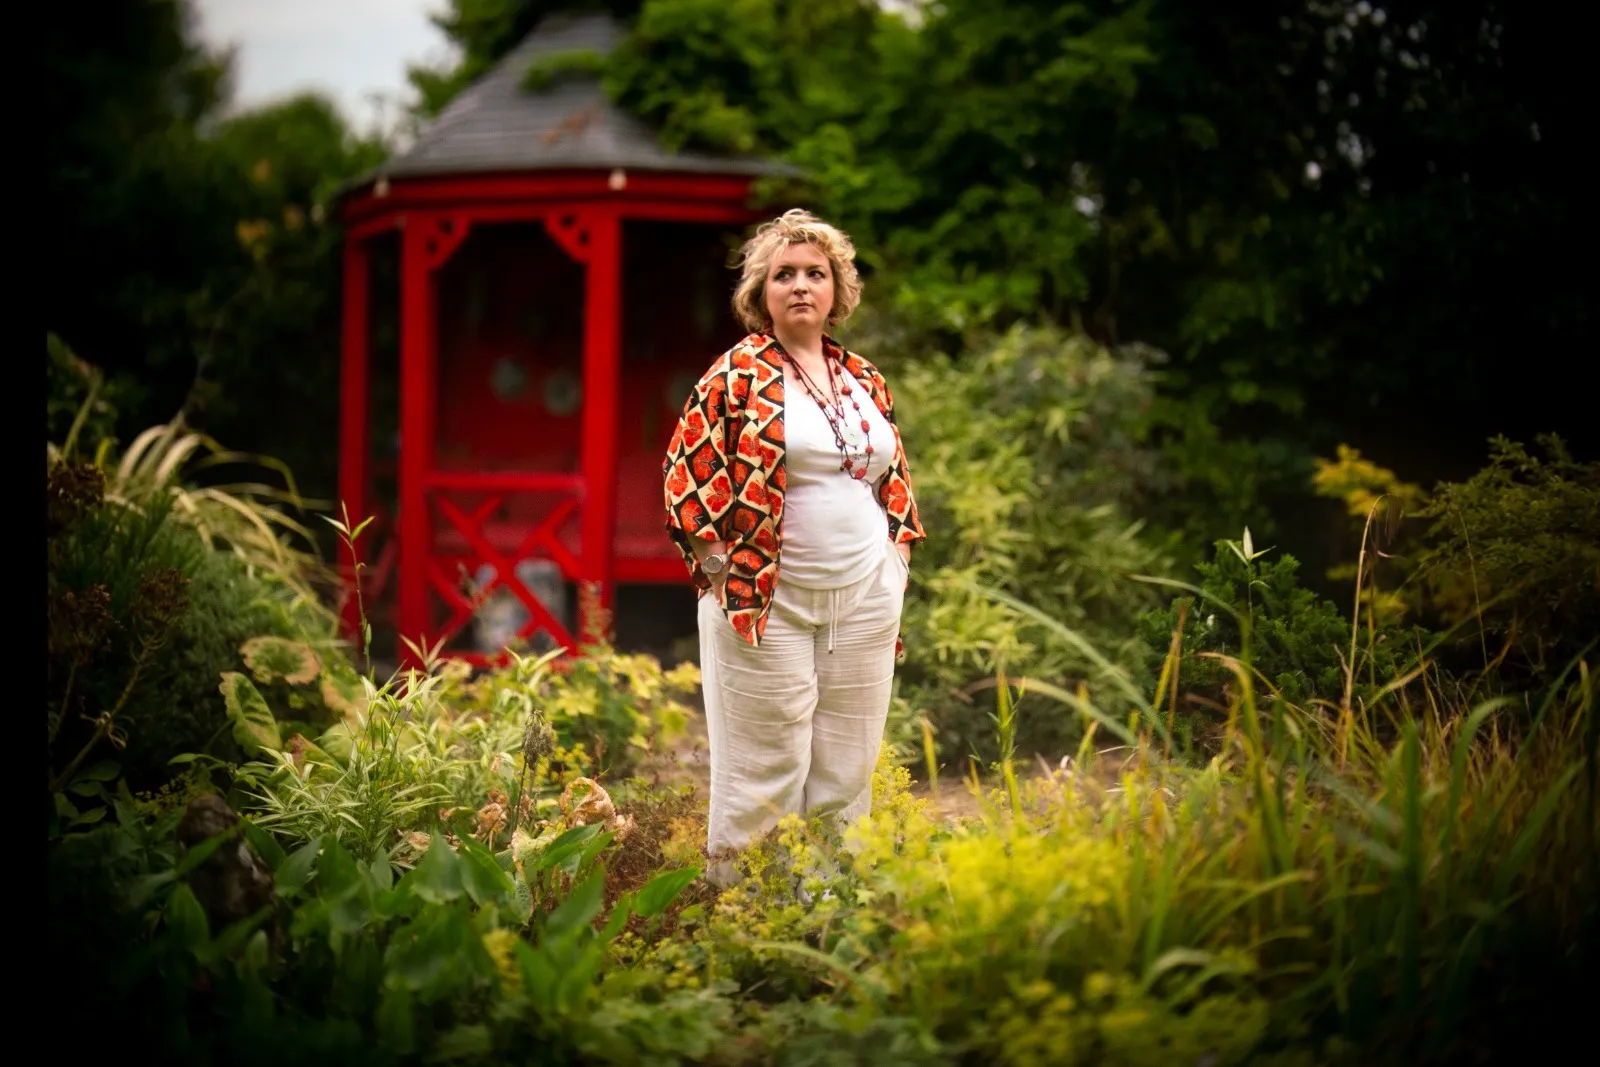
[699,535,908,876]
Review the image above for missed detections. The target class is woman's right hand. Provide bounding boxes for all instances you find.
[697,541,731,601]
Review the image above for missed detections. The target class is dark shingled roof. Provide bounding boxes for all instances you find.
[370,12,800,182]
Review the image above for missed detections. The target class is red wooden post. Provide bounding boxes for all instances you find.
[396,217,435,664]
[579,209,622,640]
[337,236,370,641]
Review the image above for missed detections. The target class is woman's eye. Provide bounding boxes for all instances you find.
[809,270,825,279]
[776,269,792,280]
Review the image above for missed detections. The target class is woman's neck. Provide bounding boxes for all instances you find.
[772,324,826,368]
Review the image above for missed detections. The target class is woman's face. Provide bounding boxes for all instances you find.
[763,241,834,336]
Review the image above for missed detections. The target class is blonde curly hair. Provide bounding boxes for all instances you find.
[731,209,862,332]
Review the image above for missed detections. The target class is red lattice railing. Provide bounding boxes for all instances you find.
[423,471,584,653]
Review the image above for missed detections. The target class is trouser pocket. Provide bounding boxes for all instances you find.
[887,538,909,585]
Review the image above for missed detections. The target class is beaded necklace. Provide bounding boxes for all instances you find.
[783,348,874,480]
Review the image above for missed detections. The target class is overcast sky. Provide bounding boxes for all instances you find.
[193,0,454,133]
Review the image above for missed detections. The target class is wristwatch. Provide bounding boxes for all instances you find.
[702,552,729,576]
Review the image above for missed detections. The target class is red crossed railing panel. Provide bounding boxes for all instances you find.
[423,471,584,653]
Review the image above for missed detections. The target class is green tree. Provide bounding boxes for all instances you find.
[410,0,1591,561]
[189,95,389,495]
[409,0,645,116]
[44,0,242,429]
[45,0,389,502]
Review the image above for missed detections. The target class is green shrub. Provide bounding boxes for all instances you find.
[1137,531,1424,745]
[47,459,304,788]
[885,324,1178,764]
[469,641,700,781]
[1411,435,1600,673]
[48,606,1596,1066]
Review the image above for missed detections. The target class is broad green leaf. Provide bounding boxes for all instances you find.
[166,883,209,952]
[317,838,362,894]
[554,942,605,1013]
[220,672,282,755]
[514,940,559,1014]
[384,904,480,996]
[599,897,633,942]
[199,905,273,966]
[405,837,464,904]
[288,736,340,776]
[276,837,323,896]
[241,635,321,685]
[375,986,417,1055]
[327,883,376,936]
[530,822,604,874]
[243,929,271,974]
[634,866,700,919]
[319,668,368,722]
[369,855,394,892]
[543,867,605,940]
[240,818,286,871]
[78,760,122,781]
[175,824,243,877]
[573,829,614,875]
[457,837,515,905]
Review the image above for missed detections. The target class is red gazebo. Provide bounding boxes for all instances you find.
[335,13,796,665]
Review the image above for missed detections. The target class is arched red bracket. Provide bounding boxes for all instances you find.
[544,211,592,264]
[418,214,472,272]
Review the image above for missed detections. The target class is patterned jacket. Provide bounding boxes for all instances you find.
[662,332,926,647]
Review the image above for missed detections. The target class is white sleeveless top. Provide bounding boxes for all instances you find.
[780,367,899,589]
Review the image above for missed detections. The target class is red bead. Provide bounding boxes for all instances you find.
[860,419,870,432]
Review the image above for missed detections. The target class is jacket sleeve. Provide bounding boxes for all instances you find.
[663,360,735,591]
[871,370,928,545]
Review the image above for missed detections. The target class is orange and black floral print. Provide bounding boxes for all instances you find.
[663,332,926,647]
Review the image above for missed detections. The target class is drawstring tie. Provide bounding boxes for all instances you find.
[827,587,838,654]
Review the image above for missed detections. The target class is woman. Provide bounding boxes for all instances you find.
[663,209,926,886]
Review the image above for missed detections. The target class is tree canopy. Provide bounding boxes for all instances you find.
[413,0,1589,548]
[43,0,1588,557]
[45,1,387,494]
